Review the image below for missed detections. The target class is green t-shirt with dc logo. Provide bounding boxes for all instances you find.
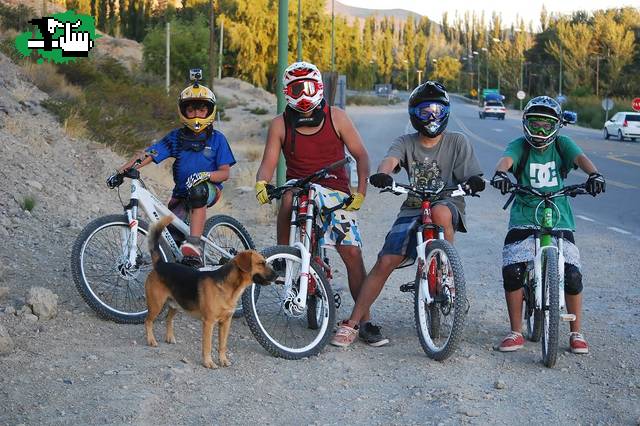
[505,136,583,231]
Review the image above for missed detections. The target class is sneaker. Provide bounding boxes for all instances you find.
[181,255,203,269]
[358,322,389,347]
[330,321,358,347]
[180,242,202,258]
[569,332,589,354]
[498,331,525,352]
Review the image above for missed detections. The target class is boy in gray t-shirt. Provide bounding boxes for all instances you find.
[331,81,484,348]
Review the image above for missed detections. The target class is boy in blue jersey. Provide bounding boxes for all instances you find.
[118,79,235,267]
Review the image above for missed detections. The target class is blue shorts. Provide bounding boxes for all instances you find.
[378,201,459,261]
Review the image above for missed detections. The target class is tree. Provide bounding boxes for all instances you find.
[430,55,461,88]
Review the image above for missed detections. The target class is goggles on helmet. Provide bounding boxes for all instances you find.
[284,79,321,99]
[524,115,558,137]
[409,101,449,122]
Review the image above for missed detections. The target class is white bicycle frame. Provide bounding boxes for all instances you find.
[533,237,567,312]
[391,182,467,305]
[122,178,234,268]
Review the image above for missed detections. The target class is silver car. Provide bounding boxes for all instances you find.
[603,112,640,141]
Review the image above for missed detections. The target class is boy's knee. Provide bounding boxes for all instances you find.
[376,255,403,273]
[431,205,452,225]
[564,264,583,295]
[503,263,526,292]
[188,182,217,208]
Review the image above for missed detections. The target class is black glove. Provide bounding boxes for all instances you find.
[106,172,123,189]
[369,173,393,189]
[585,172,606,196]
[463,175,485,195]
[490,171,512,195]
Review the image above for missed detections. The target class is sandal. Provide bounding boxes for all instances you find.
[330,321,358,348]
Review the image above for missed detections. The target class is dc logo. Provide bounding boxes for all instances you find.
[529,161,558,188]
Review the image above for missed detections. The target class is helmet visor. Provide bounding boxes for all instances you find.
[525,116,558,137]
[285,79,320,99]
[410,101,449,122]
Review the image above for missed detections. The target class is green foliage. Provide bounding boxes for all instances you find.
[248,107,268,115]
[0,3,36,32]
[430,56,462,89]
[143,15,211,85]
[20,195,36,212]
[564,95,635,129]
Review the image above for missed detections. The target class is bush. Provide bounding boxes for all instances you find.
[564,95,634,129]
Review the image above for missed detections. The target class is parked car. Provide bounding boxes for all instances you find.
[603,112,640,141]
[479,100,506,120]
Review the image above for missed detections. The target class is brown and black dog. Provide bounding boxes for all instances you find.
[144,215,276,369]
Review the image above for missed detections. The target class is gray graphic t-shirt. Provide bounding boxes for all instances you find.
[385,131,482,231]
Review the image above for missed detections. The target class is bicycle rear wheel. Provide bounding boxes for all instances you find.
[541,250,560,367]
[242,245,335,359]
[523,268,542,342]
[203,215,255,318]
[414,239,468,361]
[70,214,168,324]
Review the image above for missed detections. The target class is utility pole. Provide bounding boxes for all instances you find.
[165,22,170,95]
[331,0,335,71]
[520,59,524,110]
[297,0,302,61]
[417,70,423,86]
[276,0,289,187]
[595,55,601,98]
[209,0,216,89]
[217,18,224,79]
[558,44,563,97]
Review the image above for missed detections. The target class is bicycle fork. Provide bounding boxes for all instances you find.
[535,240,574,322]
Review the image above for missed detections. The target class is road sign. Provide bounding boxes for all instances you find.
[632,98,640,112]
[470,88,478,98]
[516,90,526,100]
[602,98,615,111]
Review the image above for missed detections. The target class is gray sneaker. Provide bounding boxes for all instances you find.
[358,322,389,347]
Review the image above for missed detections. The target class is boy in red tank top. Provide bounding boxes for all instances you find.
[256,62,384,343]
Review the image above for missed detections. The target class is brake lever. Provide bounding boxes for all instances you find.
[502,192,516,210]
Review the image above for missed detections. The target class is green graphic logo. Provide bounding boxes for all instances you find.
[15,10,99,64]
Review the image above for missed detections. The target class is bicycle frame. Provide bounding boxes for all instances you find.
[533,202,566,312]
[122,178,234,268]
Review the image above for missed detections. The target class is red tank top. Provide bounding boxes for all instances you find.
[283,104,350,194]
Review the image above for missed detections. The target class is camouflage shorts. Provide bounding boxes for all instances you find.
[312,184,362,249]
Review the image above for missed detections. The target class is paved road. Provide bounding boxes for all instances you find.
[347,98,640,239]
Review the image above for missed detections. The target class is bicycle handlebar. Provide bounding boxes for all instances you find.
[381,180,471,200]
[267,157,352,201]
[501,183,588,210]
[106,159,142,189]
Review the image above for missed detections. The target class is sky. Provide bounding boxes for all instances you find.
[337,0,640,29]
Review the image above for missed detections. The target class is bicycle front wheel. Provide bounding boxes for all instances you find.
[414,239,468,361]
[242,245,335,359]
[70,214,168,324]
[203,214,255,318]
[541,250,560,367]
[524,268,542,342]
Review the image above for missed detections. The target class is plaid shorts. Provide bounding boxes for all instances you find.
[378,200,459,261]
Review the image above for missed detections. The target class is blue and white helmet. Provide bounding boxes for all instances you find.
[522,96,562,149]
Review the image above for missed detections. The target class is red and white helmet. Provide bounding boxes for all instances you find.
[283,61,324,113]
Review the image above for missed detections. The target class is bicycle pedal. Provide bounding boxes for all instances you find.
[560,313,576,322]
[399,282,415,293]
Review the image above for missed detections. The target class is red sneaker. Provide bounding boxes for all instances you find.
[569,332,589,354]
[180,242,202,258]
[498,331,525,352]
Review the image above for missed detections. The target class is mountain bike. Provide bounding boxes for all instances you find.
[384,178,476,361]
[501,182,590,368]
[242,158,353,359]
[70,161,254,324]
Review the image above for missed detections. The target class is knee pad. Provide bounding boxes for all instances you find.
[187,182,217,208]
[564,264,583,295]
[502,263,526,292]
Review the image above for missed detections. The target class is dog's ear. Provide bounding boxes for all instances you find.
[234,251,253,273]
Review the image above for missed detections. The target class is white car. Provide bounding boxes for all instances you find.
[603,112,640,141]
[479,100,506,120]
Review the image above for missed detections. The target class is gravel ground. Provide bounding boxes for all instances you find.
[0,51,639,425]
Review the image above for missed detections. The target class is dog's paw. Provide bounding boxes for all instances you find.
[219,356,231,367]
[147,338,158,347]
[165,335,176,344]
[203,358,218,369]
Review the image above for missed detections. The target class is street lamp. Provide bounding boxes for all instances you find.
[492,38,502,92]
[481,47,488,88]
[417,69,423,86]
[473,51,480,100]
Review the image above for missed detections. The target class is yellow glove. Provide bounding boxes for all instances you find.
[255,180,270,205]
[344,192,364,211]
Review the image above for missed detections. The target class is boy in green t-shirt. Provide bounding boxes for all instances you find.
[490,96,606,354]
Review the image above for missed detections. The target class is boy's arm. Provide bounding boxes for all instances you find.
[332,108,370,196]
[494,156,513,173]
[210,165,230,183]
[573,153,598,175]
[256,117,285,183]
[118,151,153,173]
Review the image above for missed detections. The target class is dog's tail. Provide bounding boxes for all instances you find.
[148,215,174,266]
